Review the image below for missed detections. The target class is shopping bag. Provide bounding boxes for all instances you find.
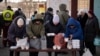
[16,38,29,50]
[82,48,92,56]
[53,34,66,49]
[67,40,72,49]
[94,36,100,46]
[72,39,80,48]
[29,38,41,49]
[16,38,28,47]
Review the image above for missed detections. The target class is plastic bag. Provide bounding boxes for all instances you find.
[16,38,29,50]
[29,38,41,49]
[16,38,28,47]
[67,40,72,49]
[82,48,92,56]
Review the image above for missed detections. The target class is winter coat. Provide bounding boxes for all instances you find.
[7,16,26,42]
[14,10,26,19]
[58,4,69,27]
[45,22,64,48]
[65,17,83,40]
[77,13,88,31]
[84,17,99,42]
[44,11,53,25]
[45,22,64,35]
[26,14,44,38]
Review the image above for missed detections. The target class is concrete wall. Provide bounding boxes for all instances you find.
[47,0,69,14]
[94,0,100,27]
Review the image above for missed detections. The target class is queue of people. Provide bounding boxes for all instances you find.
[0,3,99,56]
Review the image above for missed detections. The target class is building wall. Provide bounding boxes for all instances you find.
[47,0,69,14]
[94,0,100,27]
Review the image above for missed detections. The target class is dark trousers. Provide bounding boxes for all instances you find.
[29,47,38,56]
[85,41,96,55]
[9,41,20,56]
[29,52,38,56]
[47,37,59,56]
[2,26,9,47]
[79,40,85,56]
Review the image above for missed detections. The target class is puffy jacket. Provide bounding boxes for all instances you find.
[26,14,45,38]
[7,16,26,42]
[65,17,83,40]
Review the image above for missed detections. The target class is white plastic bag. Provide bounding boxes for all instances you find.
[16,38,29,50]
[16,38,28,47]
[82,48,93,56]
[67,40,72,49]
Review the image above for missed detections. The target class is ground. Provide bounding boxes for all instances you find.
[0,37,100,56]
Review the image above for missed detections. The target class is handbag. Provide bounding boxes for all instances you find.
[94,35,100,46]
[82,48,92,56]
[29,38,41,49]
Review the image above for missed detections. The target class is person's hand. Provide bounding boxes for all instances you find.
[69,34,73,40]
[16,37,19,41]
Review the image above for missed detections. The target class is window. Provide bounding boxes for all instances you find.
[78,0,90,11]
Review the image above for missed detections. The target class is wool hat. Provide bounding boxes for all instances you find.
[17,18,24,26]
[53,14,60,24]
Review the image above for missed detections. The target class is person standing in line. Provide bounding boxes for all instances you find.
[1,5,14,47]
[45,14,64,56]
[44,7,53,25]
[26,14,45,56]
[31,11,37,20]
[64,17,84,56]
[58,4,69,31]
[77,9,88,32]
[14,8,26,19]
[0,13,3,38]
[84,11,99,56]
[7,16,26,56]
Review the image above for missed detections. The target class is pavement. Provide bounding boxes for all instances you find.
[0,37,100,56]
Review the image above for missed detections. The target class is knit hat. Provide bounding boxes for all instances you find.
[17,18,24,26]
[53,14,60,24]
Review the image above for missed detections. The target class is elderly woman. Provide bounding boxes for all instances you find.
[7,16,26,56]
[77,9,88,32]
[84,11,99,56]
